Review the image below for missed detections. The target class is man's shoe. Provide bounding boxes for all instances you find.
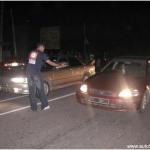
[32,109,37,112]
[42,105,50,111]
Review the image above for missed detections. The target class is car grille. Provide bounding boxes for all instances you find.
[88,88,114,97]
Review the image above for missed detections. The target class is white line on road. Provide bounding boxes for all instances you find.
[0,95,27,103]
[0,92,76,117]
[0,83,79,103]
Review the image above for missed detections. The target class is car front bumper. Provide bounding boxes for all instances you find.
[0,83,29,94]
[76,91,141,112]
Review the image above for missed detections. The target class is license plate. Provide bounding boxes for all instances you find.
[90,97,108,105]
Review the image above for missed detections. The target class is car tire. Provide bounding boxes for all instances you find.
[36,81,50,97]
[138,90,149,113]
[43,82,50,96]
[82,74,90,82]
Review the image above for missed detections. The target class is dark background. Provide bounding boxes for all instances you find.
[2,1,150,60]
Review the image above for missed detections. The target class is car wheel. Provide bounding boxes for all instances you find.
[83,74,89,82]
[43,82,50,96]
[138,90,149,113]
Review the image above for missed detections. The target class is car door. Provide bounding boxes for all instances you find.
[68,57,85,82]
[41,63,54,87]
[52,57,73,87]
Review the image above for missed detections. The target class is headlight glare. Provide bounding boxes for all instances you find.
[11,77,27,83]
[80,84,88,93]
[119,89,139,98]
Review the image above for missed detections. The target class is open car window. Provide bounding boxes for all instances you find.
[41,56,69,72]
[57,57,69,68]
[68,57,82,67]
[41,63,53,72]
[57,57,68,63]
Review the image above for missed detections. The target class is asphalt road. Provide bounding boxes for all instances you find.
[0,85,150,149]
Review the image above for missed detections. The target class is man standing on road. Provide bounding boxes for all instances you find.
[26,43,64,111]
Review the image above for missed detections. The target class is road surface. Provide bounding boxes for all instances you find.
[0,85,150,149]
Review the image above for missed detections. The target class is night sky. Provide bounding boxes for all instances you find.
[4,1,150,25]
[2,1,150,58]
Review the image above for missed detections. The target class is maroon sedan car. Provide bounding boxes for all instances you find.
[76,56,150,113]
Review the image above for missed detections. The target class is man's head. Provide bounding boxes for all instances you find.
[36,43,45,52]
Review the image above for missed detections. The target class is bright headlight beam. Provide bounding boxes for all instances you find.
[80,84,88,93]
[11,62,19,67]
[11,77,27,83]
[119,89,132,98]
[119,89,139,98]
[89,68,95,73]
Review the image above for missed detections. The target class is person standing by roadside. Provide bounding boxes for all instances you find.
[26,43,64,111]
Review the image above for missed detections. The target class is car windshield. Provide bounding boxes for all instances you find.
[102,60,146,77]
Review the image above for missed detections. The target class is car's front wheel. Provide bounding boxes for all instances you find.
[43,82,50,96]
[138,90,149,113]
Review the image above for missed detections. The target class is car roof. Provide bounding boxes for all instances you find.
[117,56,146,60]
[113,56,150,62]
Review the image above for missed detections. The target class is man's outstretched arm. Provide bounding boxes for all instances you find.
[46,59,60,67]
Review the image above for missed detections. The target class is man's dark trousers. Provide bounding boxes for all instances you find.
[27,74,48,111]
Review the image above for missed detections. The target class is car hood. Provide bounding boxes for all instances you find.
[86,72,146,93]
[0,70,26,79]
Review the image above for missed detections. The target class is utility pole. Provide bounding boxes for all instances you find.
[83,22,89,63]
[0,2,4,62]
[10,8,17,58]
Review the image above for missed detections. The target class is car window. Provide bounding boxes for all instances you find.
[51,57,57,62]
[102,62,116,73]
[57,57,69,68]
[41,63,53,72]
[69,57,82,67]
[102,60,146,77]
[58,57,68,63]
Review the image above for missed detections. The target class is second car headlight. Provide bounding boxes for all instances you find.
[11,77,27,84]
[118,89,139,98]
[80,84,88,93]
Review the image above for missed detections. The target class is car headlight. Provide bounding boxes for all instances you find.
[11,62,19,67]
[80,84,88,93]
[11,77,27,84]
[118,89,139,98]
[89,67,95,74]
